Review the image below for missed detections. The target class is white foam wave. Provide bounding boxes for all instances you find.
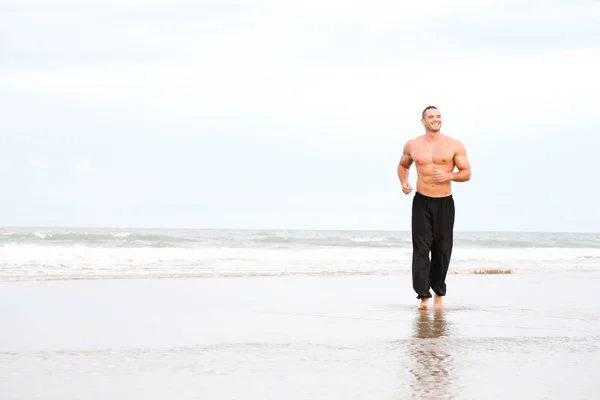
[349,237,388,242]
[111,232,132,238]
[1,244,599,281]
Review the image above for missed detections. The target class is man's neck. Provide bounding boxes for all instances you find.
[424,130,441,140]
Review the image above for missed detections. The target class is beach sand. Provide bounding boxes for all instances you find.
[2,272,600,399]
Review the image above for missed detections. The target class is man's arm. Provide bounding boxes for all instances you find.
[451,141,471,182]
[397,141,413,184]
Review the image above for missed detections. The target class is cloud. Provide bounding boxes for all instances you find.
[438,0,600,53]
[10,0,588,71]
[25,156,47,169]
[1,0,248,11]
[2,47,597,125]
[23,156,92,172]
[73,160,91,170]
[267,0,496,21]
[3,0,596,81]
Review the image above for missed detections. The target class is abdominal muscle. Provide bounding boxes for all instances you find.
[415,163,453,197]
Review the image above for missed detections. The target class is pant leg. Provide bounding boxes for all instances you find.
[429,196,455,297]
[411,193,433,299]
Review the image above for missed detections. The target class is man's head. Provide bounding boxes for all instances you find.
[421,106,442,132]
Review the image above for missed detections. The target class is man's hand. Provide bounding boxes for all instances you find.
[433,169,452,183]
[402,181,412,195]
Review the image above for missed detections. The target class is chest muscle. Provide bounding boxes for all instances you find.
[412,147,454,166]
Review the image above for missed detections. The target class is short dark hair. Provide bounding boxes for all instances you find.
[422,105,439,119]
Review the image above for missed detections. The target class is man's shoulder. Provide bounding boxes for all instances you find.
[442,134,466,148]
[405,135,423,146]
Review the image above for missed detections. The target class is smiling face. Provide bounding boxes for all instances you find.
[421,107,442,132]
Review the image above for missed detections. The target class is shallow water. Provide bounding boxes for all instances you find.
[2,274,600,399]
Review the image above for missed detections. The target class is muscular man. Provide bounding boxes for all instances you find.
[397,106,471,310]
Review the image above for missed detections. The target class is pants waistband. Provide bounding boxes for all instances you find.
[415,191,453,200]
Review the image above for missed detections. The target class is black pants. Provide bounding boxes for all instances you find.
[411,192,455,299]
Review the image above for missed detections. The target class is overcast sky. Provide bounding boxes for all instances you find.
[1,0,599,232]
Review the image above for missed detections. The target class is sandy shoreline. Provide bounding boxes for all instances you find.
[2,273,600,399]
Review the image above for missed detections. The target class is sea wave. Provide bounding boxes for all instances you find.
[1,228,599,249]
[0,230,196,246]
[1,243,599,282]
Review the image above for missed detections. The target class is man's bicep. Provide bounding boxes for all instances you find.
[399,142,413,168]
[399,154,413,168]
[453,142,470,170]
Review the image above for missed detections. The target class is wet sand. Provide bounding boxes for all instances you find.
[2,272,600,399]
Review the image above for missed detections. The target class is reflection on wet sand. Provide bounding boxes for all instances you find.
[414,309,447,339]
[408,309,455,399]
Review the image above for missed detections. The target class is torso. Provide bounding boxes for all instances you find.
[409,134,457,197]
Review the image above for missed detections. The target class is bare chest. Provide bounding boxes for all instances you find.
[412,145,454,166]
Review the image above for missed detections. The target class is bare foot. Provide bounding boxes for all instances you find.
[418,298,429,310]
[433,295,444,309]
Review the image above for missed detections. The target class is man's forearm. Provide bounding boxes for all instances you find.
[397,164,409,184]
[451,169,471,182]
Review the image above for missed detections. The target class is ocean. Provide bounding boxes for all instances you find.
[1,227,598,281]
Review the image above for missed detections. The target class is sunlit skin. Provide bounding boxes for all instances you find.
[397,107,472,309]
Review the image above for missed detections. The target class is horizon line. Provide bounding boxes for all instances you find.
[0,225,598,235]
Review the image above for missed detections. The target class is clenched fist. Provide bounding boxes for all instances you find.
[433,169,452,183]
[402,181,412,195]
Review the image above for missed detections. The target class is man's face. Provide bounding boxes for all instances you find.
[422,108,442,132]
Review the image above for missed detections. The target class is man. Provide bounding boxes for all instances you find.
[397,106,472,310]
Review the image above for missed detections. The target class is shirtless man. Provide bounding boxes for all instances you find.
[397,106,472,310]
